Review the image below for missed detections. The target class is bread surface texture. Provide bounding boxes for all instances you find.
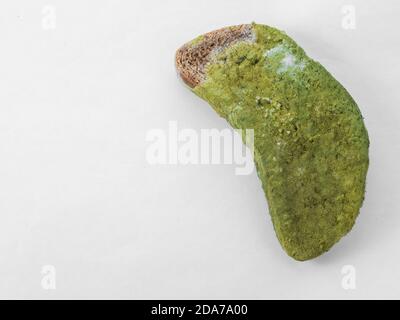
[175,23,369,261]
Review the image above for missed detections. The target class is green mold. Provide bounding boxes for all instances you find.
[176,23,369,261]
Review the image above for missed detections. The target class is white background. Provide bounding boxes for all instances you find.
[0,0,399,299]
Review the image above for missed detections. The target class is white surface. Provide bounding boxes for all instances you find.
[0,0,399,299]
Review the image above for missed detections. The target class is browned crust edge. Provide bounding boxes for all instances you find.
[175,24,254,88]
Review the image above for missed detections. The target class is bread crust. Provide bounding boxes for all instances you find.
[175,24,254,88]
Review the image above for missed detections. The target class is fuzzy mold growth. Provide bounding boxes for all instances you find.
[175,23,369,261]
